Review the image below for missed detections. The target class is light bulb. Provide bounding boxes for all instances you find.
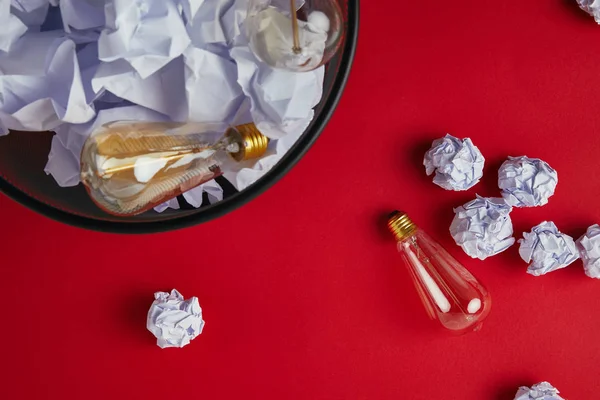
[80,122,269,217]
[387,211,492,333]
[246,0,345,72]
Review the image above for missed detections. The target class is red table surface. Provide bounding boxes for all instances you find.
[2,1,600,399]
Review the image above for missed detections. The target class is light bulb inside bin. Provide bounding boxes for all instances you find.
[80,122,269,217]
[246,0,345,72]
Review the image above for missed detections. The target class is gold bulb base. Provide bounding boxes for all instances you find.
[387,211,417,242]
[229,123,270,162]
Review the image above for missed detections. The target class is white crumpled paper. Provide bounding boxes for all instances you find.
[498,156,558,208]
[423,134,485,191]
[1,1,27,53]
[577,0,600,23]
[0,32,97,134]
[576,224,600,279]
[10,1,51,28]
[147,289,205,349]
[514,382,564,400]
[519,221,580,276]
[6,0,325,212]
[450,196,515,260]
[49,0,106,33]
[98,0,190,79]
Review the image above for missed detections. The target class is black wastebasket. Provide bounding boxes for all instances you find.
[0,0,359,234]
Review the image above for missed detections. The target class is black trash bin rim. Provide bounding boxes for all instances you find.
[0,1,359,234]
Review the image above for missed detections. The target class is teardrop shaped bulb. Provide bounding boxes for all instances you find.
[80,122,269,217]
[388,211,492,333]
[246,0,345,72]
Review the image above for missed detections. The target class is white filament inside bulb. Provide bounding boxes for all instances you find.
[403,242,452,313]
[467,299,481,314]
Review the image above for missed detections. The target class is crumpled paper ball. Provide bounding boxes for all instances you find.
[514,382,564,400]
[423,134,485,191]
[577,0,600,24]
[147,289,205,349]
[450,196,515,260]
[498,156,558,207]
[576,224,600,279]
[519,221,579,276]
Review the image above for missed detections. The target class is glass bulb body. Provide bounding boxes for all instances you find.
[80,122,268,217]
[396,229,491,333]
[246,0,345,72]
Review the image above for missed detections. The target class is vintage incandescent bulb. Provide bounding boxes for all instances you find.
[80,122,269,217]
[387,211,492,333]
[246,0,345,72]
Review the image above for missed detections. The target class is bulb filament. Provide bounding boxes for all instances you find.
[290,0,301,54]
[403,241,451,313]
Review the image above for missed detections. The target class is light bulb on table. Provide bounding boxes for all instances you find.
[80,122,269,217]
[246,0,345,72]
[387,211,492,333]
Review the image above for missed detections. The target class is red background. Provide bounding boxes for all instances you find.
[2,1,600,399]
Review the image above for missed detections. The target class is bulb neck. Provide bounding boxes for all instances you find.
[387,211,417,241]
[226,123,270,162]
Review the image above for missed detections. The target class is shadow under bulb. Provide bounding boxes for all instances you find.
[246,0,345,72]
[387,211,492,333]
[80,122,269,217]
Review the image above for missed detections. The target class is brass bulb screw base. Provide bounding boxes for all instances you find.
[388,211,417,242]
[228,123,270,162]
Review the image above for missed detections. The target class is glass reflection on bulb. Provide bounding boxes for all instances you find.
[246,0,345,72]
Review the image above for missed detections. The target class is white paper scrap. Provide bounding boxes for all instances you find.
[45,125,88,187]
[576,224,600,278]
[519,221,579,276]
[514,382,564,400]
[153,198,181,213]
[0,33,96,132]
[11,0,50,13]
[0,0,28,53]
[147,289,205,349]
[498,156,558,208]
[183,46,245,123]
[98,0,191,79]
[450,196,515,260]
[49,0,106,33]
[10,0,51,27]
[577,0,600,23]
[184,179,223,206]
[176,0,206,23]
[92,58,188,122]
[186,0,236,46]
[424,134,485,191]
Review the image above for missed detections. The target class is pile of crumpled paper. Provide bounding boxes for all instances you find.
[0,0,324,211]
